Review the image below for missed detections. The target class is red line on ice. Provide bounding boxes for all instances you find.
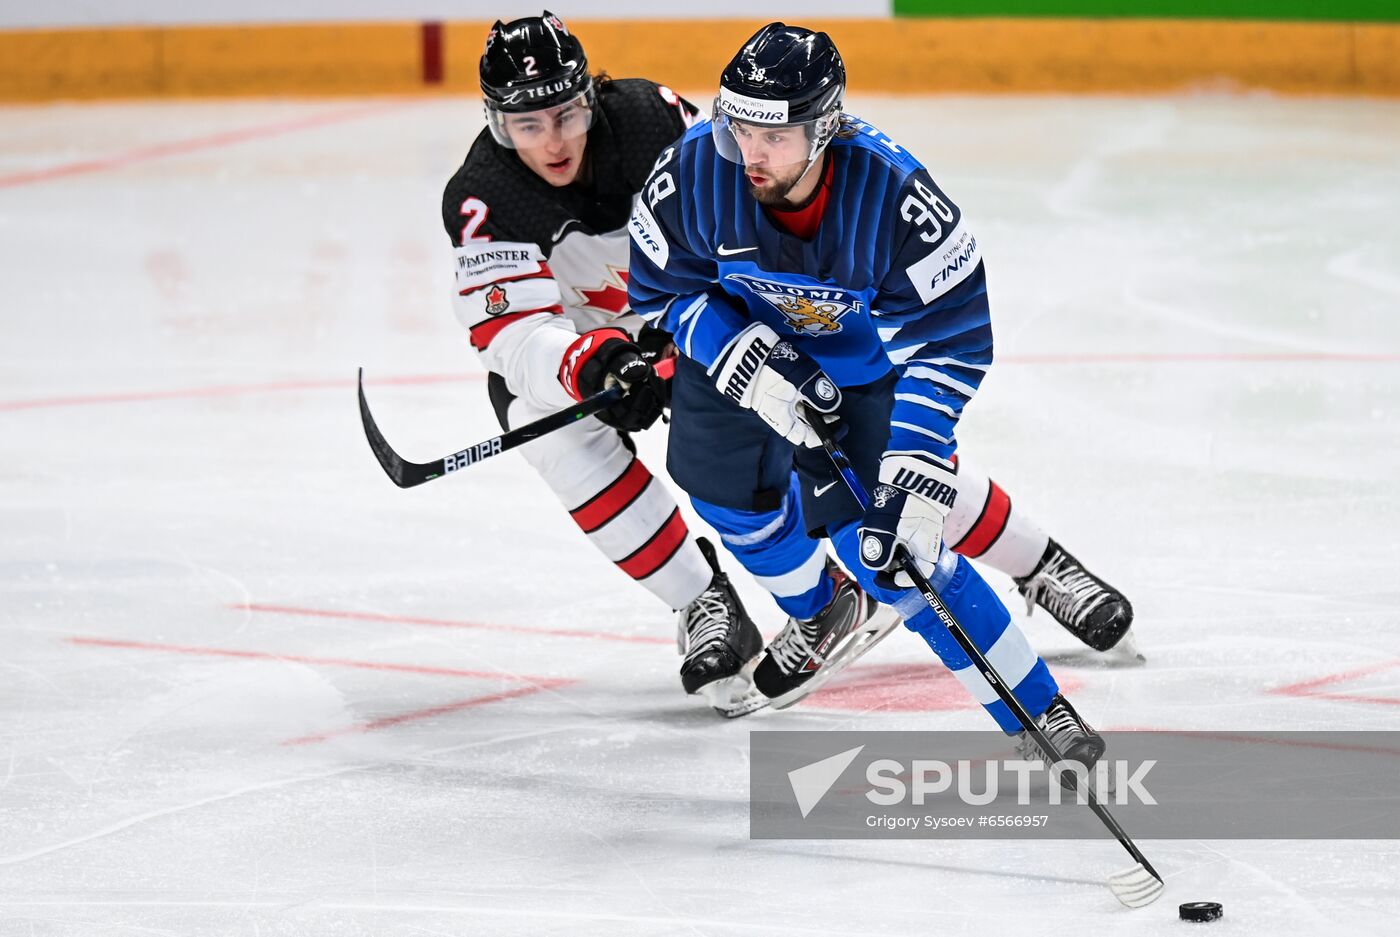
[67,635,570,683]
[6,352,1392,413]
[282,685,556,746]
[1000,351,1400,364]
[0,102,408,190]
[1104,727,1400,757]
[0,372,482,412]
[1265,657,1400,709]
[236,602,673,646]
[69,635,575,745]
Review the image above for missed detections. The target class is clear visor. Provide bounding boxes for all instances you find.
[486,91,596,150]
[710,108,823,169]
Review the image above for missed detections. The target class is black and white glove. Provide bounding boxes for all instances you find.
[858,453,959,587]
[635,324,677,407]
[710,322,840,447]
[558,328,666,433]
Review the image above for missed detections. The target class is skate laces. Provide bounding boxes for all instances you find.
[767,616,825,674]
[1041,699,1087,743]
[1020,550,1109,627]
[677,587,733,658]
[767,573,853,674]
[1016,699,1089,759]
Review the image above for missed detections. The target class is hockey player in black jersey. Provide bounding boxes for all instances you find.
[441,12,780,713]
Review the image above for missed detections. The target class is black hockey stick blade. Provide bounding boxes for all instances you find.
[357,367,639,489]
[358,368,444,487]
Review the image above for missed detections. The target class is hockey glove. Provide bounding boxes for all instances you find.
[635,323,677,407]
[710,322,840,447]
[858,453,959,588]
[559,328,666,433]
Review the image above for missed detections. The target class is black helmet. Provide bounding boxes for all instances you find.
[712,23,845,166]
[479,12,596,148]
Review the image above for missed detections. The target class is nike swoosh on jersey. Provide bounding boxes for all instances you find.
[717,244,757,256]
[813,480,840,498]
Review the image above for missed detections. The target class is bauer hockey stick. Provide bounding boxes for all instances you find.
[358,357,676,488]
[801,405,1164,909]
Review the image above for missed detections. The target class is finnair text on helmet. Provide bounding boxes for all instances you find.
[719,87,789,124]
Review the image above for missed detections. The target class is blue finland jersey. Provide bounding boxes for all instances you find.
[627,115,992,463]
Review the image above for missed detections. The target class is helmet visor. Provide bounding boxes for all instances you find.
[710,91,836,168]
[486,89,596,150]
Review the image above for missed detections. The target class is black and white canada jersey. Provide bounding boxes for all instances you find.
[441,78,699,411]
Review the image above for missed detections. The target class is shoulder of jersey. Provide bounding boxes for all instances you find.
[598,77,691,125]
[663,119,719,176]
[598,77,669,112]
[596,77,694,181]
[832,115,926,182]
[440,129,571,248]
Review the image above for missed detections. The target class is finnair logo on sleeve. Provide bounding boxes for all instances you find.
[628,201,669,269]
[904,220,982,305]
[718,86,789,124]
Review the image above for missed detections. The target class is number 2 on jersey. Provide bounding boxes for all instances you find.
[458,197,491,244]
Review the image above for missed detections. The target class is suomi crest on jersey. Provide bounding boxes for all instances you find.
[724,273,864,336]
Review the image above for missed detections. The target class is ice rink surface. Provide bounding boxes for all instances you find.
[3,91,1398,935]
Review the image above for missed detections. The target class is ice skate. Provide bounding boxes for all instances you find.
[753,560,879,701]
[1015,693,1106,789]
[1016,539,1136,654]
[677,538,764,715]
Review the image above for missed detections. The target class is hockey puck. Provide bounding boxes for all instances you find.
[1179,901,1223,923]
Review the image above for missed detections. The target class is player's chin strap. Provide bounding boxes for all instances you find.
[788,146,827,195]
[786,120,839,199]
[798,402,1165,910]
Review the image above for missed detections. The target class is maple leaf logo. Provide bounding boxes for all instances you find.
[484,284,509,316]
[576,268,630,316]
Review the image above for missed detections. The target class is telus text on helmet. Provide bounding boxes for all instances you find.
[502,78,575,105]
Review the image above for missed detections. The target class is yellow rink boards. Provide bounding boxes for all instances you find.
[2,17,1398,101]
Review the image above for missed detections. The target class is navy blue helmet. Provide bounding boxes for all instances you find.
[718,23,845,125]
[712,23,845,166]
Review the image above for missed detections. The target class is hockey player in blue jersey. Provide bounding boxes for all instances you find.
[628,23,1106,761]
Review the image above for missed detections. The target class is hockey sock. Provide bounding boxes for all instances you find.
[942,458,1051,580]
[691,476,834,620]
[829,518,1059,733]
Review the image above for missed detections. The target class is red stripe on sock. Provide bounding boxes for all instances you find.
[618,509,688,580]
[570,459,653,533]
[953,480,1011,558]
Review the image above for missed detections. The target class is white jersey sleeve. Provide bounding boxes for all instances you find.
[452,240,578,412]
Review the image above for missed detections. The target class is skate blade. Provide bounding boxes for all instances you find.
[702,657,770,718]
[1106,631,1147,665]
[770,607,902,711]
[1107,862,1163,908]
